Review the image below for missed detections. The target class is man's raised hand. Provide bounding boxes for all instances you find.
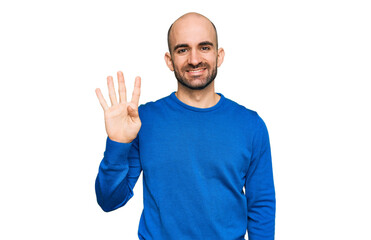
[95,71,141,143]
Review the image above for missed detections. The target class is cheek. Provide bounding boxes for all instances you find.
[173,60,186,71]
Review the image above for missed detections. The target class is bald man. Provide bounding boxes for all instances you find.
[95,13,276,240]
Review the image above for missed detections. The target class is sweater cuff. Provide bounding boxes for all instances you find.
[104,137,133,164]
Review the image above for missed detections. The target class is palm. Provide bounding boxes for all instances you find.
[96,71,142,143]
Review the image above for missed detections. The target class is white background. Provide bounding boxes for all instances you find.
[1,0,370,239]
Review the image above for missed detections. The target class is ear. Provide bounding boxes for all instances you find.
[216,48,225,67]
[164,52,174,71]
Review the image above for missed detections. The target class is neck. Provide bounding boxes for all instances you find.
[175,83,220,108]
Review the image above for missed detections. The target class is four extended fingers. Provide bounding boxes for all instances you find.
[96,72,141,110]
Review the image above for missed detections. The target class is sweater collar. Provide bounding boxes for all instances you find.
[169,91,225,112]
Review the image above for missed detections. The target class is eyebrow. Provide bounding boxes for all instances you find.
[173,44,189,52]
[199,41,214,47]
[173,41,214,52]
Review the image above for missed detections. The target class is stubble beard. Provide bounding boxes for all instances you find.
[173,61,218,90]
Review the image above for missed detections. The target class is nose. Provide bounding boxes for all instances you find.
[188,49,202,66]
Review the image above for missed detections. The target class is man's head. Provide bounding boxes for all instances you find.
[165,12,224,90]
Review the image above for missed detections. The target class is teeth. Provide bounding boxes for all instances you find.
[189,69,203,73]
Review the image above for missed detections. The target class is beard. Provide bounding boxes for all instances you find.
[173,61,218,90]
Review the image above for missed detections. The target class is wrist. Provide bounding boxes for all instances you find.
[108,136,133,144]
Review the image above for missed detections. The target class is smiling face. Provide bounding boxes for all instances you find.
[165,13,224,90]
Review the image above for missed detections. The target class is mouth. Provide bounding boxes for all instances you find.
[186,68,206,75]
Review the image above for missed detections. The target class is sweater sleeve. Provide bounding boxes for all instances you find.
[95,136,142,212]
[245,115,276,240]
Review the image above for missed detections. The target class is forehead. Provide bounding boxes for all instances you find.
[170,16,216,47]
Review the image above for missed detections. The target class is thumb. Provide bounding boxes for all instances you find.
[127,104,139,118]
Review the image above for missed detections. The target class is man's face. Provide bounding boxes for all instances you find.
[165,15,224,90]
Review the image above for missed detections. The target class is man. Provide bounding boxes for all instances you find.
[95,12,275,240]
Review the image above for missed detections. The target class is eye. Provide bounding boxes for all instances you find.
[177,49,187,54]
[201,46,210,51]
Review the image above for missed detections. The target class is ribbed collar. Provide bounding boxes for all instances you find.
[169,91,225,112]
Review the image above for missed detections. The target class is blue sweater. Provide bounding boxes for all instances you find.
[95,92,275,240]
